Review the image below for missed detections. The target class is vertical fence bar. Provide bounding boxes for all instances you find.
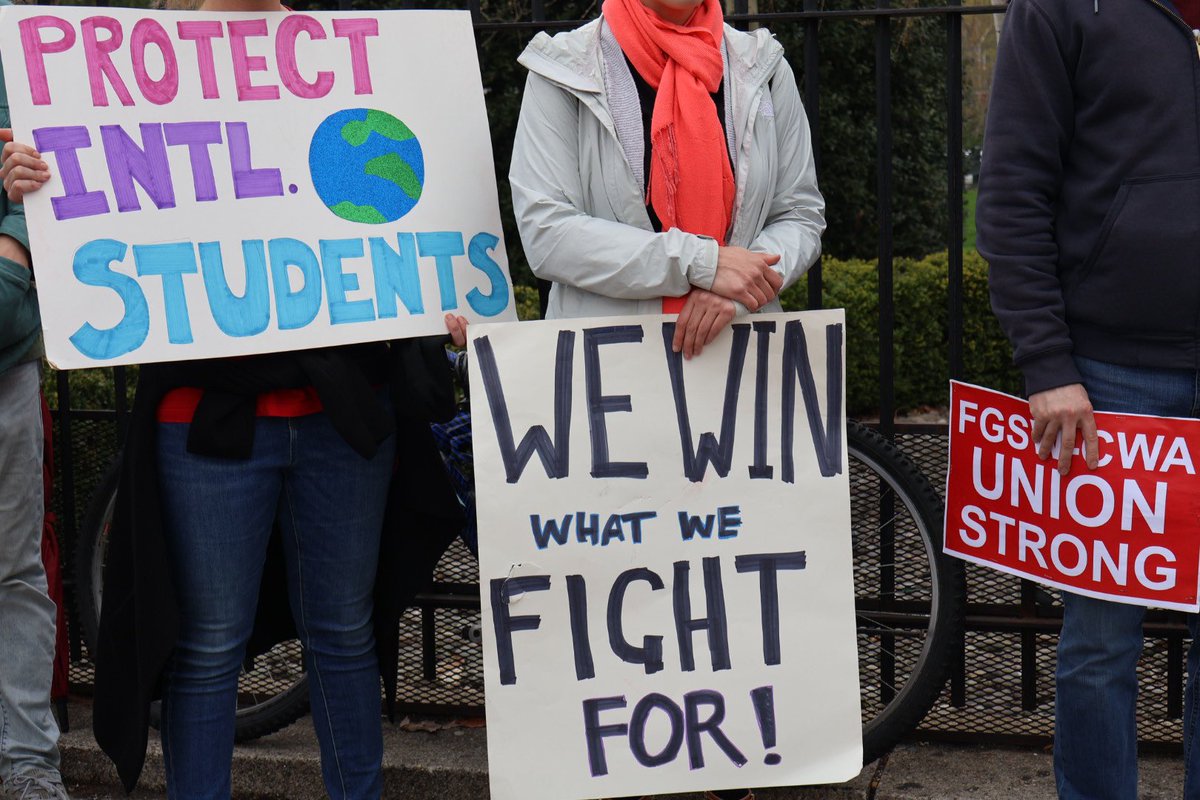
[1019,580,1038,710]
[113,366,129,443]
[803,0,823,311]
[946,6,964,380]
[875,0,895,437]
[946,3,969,711]
[874,0,897,707]
[55,373,76,556]
[422,607,438,680]
[1169,628,1184,719]
[731,0,749,31]
[532,0,546,22]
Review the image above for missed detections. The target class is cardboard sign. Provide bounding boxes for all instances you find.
[945,381,1200,611]
[0,6,515,369]
[468,311,862,800]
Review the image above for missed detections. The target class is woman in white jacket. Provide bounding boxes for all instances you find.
[509,0,824,359]
[508,1,825,798]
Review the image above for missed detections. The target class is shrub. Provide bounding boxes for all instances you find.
[780,251,1023,415]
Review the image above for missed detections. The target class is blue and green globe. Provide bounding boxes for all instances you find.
[309,108,425,224]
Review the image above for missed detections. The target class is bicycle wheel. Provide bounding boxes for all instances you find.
[74,460,312,743]
[847,421,963,764]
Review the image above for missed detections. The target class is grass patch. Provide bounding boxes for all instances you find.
[964,186,978,252]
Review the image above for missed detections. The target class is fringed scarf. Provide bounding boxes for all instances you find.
[603,0,735,313]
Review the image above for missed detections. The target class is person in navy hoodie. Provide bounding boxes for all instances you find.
[978,0,1200,797]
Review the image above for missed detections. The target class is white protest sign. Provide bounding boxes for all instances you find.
[469,311,862,800]
[0,6,515,369]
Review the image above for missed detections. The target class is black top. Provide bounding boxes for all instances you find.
[92,341,465,791]
[625,54,731,232]
[978,0,1200,394]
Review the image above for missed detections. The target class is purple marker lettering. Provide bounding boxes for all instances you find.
[332,18,378,95]
[31,126,109,221]
[100,123,176,213]
[18,16,75,106]
[226,122,282,199]
[276,14,333,99]
[229,19,280,101]
[80,17,135,107]
[177,20,224,99]
[164,122,222,202]
[131,19,179,105]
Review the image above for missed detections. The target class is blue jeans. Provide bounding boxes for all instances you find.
[156,411,395,800]
[1055,356,1200,799]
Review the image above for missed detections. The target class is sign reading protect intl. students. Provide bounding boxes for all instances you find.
[0,6,515,369]
[945,381,1200,611]
[468,311,863,800]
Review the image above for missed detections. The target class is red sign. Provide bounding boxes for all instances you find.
[945,382,1200,611]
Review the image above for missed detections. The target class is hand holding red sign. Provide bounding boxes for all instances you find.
[1029,382,1099,475]
[945,382,1200,611]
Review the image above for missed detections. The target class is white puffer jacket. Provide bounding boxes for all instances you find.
[510,17,825,320]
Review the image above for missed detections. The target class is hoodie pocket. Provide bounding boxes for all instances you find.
[1068,173,1200,334]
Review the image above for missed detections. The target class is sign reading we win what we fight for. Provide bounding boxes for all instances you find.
[470,311,863,800]
[0,6,515,369]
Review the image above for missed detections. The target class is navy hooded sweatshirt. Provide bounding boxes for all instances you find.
[978,0,1200,395]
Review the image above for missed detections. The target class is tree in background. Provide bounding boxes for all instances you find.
[328,0,985,277]
[761,1,950,260]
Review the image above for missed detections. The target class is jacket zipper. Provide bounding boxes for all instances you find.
[1144,0,1200,59]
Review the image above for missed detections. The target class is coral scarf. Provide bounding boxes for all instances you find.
[603,0,735,313]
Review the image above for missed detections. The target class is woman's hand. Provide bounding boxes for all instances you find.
[672,288,735,359]
[444,313,469,348]
[710,246,782,311]
[0,131,51,204]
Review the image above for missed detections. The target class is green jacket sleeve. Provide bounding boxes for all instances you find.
[0,255,38,348]
[0,20,28,254]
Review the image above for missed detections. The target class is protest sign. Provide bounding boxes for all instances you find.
[468,311,862,800]
[0,6,514,369]
[945,381,1200,611]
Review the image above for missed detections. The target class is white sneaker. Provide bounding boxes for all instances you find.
[2,769,71,800]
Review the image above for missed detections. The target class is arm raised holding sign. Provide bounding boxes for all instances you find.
[1,4,473,795]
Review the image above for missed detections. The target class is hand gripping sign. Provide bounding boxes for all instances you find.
[0,6,515,369]
[468,311,863,800]
[945,382,1200,611]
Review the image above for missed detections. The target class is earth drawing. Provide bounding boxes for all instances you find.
[308,108,425,224]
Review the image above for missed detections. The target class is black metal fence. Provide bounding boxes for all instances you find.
[49,0,1192,752]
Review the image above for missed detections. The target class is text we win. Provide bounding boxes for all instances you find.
[472,319,845,484]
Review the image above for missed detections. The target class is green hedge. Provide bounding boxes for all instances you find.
[779,250,1023,415]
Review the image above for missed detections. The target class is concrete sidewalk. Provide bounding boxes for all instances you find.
[59,698,1185,799]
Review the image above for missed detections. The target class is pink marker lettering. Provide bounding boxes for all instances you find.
[332,18,378,96]
[81,17,135,107]
[276,14,333,99]
[177,20,224,100]
[229,19,280,102]
[131,19,179,105]
[18,16,75,106]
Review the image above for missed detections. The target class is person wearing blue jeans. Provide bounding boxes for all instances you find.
[977,0,1200,796]
[155,412,395,799]
[0,2,70,794]
[1053,358,1200,799]
[4,4,466,796]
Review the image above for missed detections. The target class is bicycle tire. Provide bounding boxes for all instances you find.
[847,421,963,764]
[74,460,312,743]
